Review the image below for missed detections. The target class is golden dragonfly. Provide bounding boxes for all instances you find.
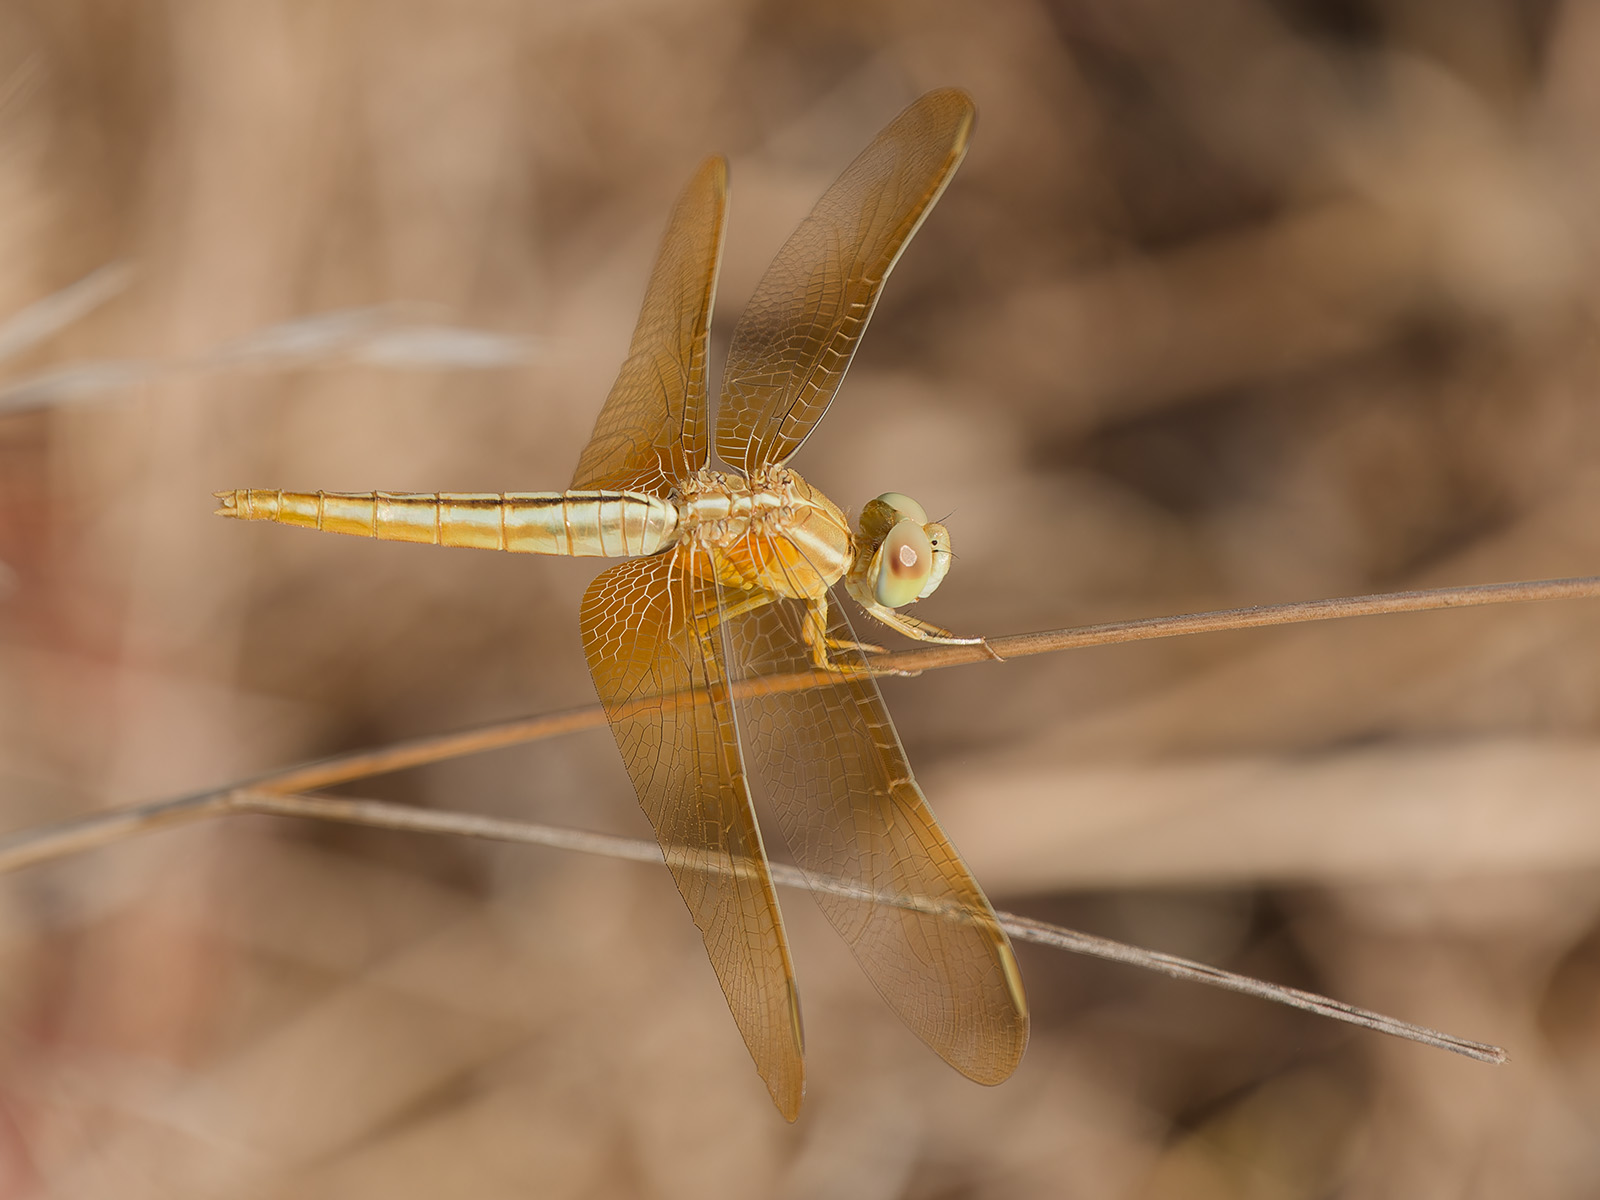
[216,88,1026,1120]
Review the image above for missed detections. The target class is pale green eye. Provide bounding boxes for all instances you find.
[873,517,934,608]
[874,492,928,525]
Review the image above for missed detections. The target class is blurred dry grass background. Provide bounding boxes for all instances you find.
[0,0,1597,1195]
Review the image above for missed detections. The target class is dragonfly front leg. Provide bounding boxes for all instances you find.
[854,598,989,648]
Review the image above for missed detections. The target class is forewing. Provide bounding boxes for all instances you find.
[715,89,974,475]
[572,157,727,494]
[579,552,805,1119]
[721,589,1028,1085]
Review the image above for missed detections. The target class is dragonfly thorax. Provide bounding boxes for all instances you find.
[675,466,855,601]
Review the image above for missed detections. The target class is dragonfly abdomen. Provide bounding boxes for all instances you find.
[214,489,679,557]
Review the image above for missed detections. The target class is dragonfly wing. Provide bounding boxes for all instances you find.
[572,156,727,495]
[579,553,805,1119]
[715,89,974,475]
[721,589,1028,1084]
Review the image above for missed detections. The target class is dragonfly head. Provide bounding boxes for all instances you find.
[856,492,953,608]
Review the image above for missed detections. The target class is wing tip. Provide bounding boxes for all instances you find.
[922,85,976,113]
[765,976,807,1121]
[913,86,977,143]
[960,929,1032,1087]
[771,1076,805,1123]
[698,153,729,188]
[680,154,729,208]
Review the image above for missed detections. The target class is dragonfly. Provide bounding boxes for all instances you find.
[215,88,1027,1120]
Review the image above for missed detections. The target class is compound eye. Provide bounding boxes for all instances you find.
[873,517,934,608]
[873,492,928,525]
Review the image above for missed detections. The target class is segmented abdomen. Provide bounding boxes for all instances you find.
[214,489,679,557]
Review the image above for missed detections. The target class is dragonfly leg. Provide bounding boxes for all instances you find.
[700,586,780,631]
[853,601,1003,662]
[855,600,980,644]
[802,595,900,674]
[702,587,891,673]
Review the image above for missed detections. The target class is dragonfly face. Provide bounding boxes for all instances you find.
[848,491,955,609]
[218,87,1026,1121]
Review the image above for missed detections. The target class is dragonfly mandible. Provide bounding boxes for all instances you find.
[216,88,1027,1120]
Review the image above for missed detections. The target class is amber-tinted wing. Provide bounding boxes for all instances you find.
[571,157,727,495]
[720,589,1028,1085]
[715,89,974,476]
[579,552,805,1119]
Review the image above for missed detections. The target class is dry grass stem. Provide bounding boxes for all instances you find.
[4,572,1593,871]
[0,261,133,365]
[33,784,1517,1066]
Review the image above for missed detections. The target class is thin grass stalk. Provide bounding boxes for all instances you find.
[3,574,1598,874]
[222,788,1503,1065]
